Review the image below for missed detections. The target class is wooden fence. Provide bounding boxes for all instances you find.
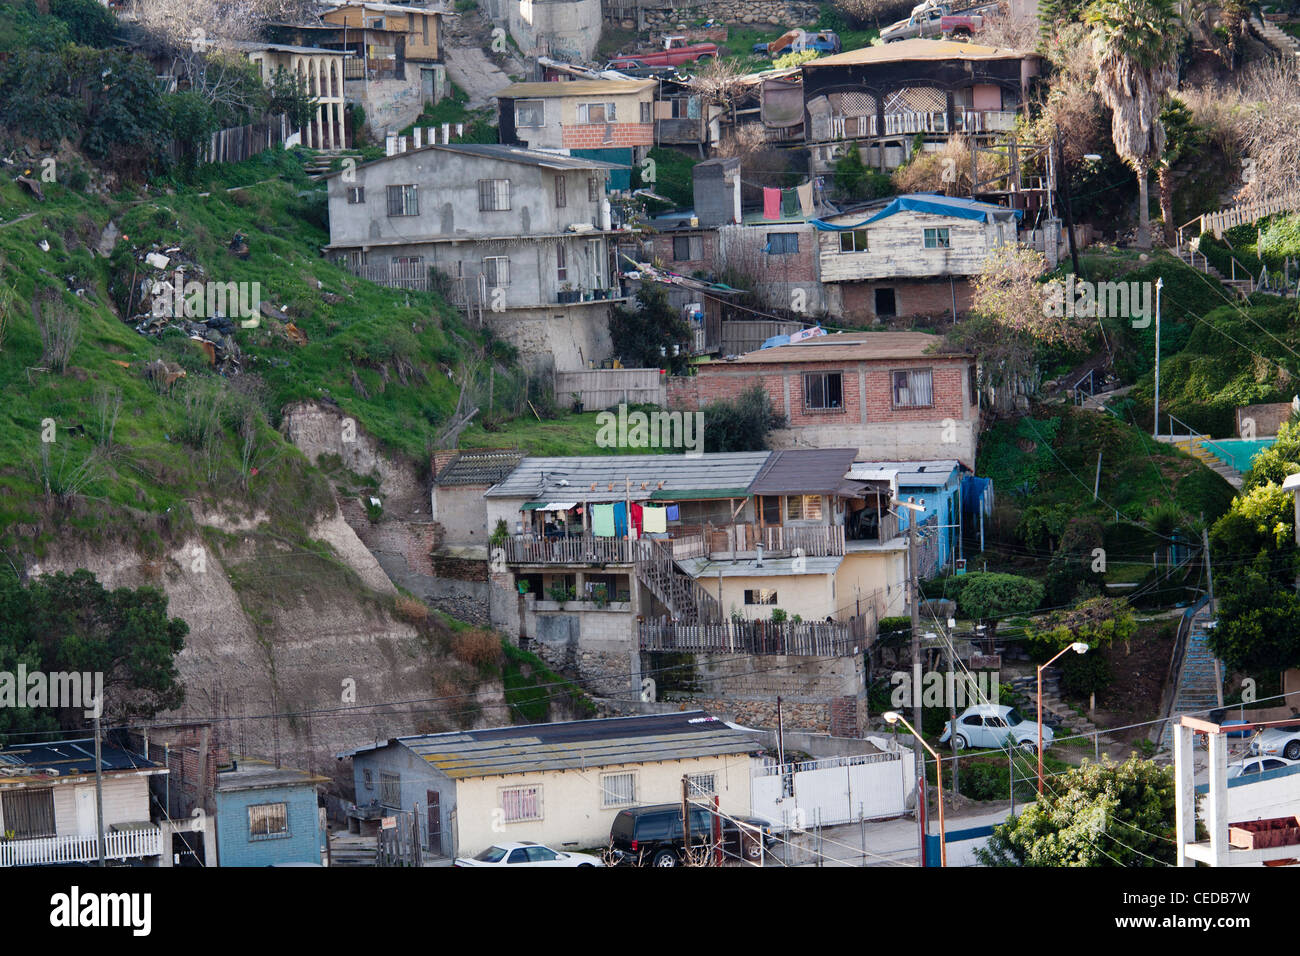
[719,319,803,355]
[173,114,292,165]
[1199,190,1300,240]
[556,368,667,409]
[639,612,872,657]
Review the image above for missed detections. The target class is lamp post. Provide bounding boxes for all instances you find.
[884,710,946,867]
[1038,642,1089,795]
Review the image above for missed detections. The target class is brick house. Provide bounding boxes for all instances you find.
[673,331,980,467]
[496,79,656,189]
[815,194,1021,322]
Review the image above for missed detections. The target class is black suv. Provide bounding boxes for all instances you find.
[609,804,774,867]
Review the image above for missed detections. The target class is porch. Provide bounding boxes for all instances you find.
[0,825,163,867]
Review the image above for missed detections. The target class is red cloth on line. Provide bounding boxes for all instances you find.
[763,187,781,220]
[630,502,644,536]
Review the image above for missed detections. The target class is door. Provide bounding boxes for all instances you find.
[75,787,96,836]
[426,790,441,856]
[172,831,205,867]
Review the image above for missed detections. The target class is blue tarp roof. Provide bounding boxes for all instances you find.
[812,194,1022,231]
[761,334,790,349]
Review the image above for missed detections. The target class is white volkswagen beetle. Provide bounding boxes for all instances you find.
[938,704,1051,753]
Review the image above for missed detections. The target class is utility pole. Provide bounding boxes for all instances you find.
[681,774,691,860]
[907,509,925,862]
[93,710,106,867]
[1153,277,1163,438]
[1203,524,1216,619]
[945,622,958,799]
[1054,131,1082,280]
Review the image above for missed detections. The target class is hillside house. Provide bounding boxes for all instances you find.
[0,738,168,867]
[431,449,525,548]
[674,332,980,468]
[239,42,349,150]
[851,459,965,577]
[340,712,762,858]
[322,143,627,373]
[214,761,327,867]
[799,39,1041,176]
[495,79,657,190]
[816,194,1021,322]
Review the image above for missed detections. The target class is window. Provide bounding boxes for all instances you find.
[686,773,716,797]
[874,287,896,317]
[379,772,401,807]
[555,175,567,208]
[760,495,781,524]
[838,229,869,252]
[386,184,418,217]
[483,256,510,287]
[923,227,951,249]
[640,100,652,123]
[588,177,601,202]
[673,235,703,261]
[248,802,290,841]
[587,239,605,287]
[478,178,511,212]
[892,369,934,408]
[556,243,568,282]
[363,769,373,790]
[804,371,844,410]
[515,99,545,127]
[1,788,55,839]
[391,255,423,269]
[969,364,979,405]
[766,232,798,255]
[744,589,778,605]
[578,102,616,124]
[786,494,822,521]
[601,771,637,807]
[506,847,530,863]
[500,785,542,823]
[525,845,560,862]
[346,186,365,204]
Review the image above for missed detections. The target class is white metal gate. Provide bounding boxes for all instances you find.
[751,750,916,830]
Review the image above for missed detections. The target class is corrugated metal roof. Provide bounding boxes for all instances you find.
[321,143,626,180]
[0,739,161,779]
[851,459,961,487]
[367,712,760,779]
[677,555,843,577]
[719,331,964,364]
[435,450,524,487]
[495,79,656,98]
[803,38,1037,67]
[485,452,772,502]
[750,448,859,495]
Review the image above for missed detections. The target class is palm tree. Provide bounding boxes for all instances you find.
[1085,0,1185,249]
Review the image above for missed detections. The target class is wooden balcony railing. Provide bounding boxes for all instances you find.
[0,826,162,867]
[505,534,635,565]
[639,612,872,657]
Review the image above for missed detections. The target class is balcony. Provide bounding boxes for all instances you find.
[954,110,1018,133]
[666,523,846,560]
[638,612,873,657]
[882,111,948,136]
[506,534,636,565]
[0,826,162,867]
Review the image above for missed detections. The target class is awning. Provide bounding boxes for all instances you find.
[522,501,579,511]
[649,488,751,500]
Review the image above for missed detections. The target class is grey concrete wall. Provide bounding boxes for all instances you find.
[485,302,615,372]
[509,0,603,60]
[767,420,978,473]
[432,484,494,545]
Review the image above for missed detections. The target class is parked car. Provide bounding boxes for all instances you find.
[938,704,1050,753]
[1229,756,1297,778]
[454,841,604,867]
[609,804,775,867]
[607,36,718,70]
[880,2,993,42]
[753,29,842,57]
[1250,724,1300,760]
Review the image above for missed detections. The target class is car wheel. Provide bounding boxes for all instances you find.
[953,735,968,751]
[1284,741,1300,761]
[745,839,762,861]
[652,849,679,867]
[577,863,595,868]
[1018,739,1037,755]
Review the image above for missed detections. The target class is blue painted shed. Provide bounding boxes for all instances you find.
[214,761,326,867]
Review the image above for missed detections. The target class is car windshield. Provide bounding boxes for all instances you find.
[1005,709,1026,726]
[473,846,508,862]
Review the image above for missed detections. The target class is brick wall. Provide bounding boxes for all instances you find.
[666,375,699,410]
[650,230,718,275]
[839,278,975,322]
[561,122,654,149]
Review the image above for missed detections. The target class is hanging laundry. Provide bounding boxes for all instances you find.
[763,187,781,220]
[592,504,616,537]
[781,187,799,218]
[613,502,628,538]
[642,506,667,534]
[630,502,644,537]
[665,504,680,521]
[796,181,814,217]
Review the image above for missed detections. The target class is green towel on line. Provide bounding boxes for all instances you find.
[592,504,616,537]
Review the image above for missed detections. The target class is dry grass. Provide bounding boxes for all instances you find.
[451,628,502,669]
[393,594,429,624]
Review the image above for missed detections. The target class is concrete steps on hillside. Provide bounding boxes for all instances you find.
[1158,610,1224,752]
[1159,435,1244,489]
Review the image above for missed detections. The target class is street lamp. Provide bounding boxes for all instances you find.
[884,710,946,867]
[1038,642,1089,794]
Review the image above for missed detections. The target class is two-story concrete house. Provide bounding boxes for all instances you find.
[323,143,627,372]
[673,332,980,468]
[495,78,656,191]
[815,193,1021,322]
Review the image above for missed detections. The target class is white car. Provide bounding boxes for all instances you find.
[1229,756,1297,778]
[938,704,1051,753]
[454,841,604,867]
[1250,725,1300,761]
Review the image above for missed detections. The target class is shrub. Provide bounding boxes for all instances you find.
[452,628,501,669]
[394,595,429,624]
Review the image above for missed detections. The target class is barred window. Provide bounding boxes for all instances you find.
[686,773,716,797]
[379,771,401,808]
[892,368,934,408]
[478,178,511,211]
[600,772,637,808]
[555,175,567,208]
[588,177,600,202]
[386,183,418,217]
[346,186,365,204]
[483,256,510,287]
[1,788,55,839]
[248,802,290,841]
[500,785,542,823]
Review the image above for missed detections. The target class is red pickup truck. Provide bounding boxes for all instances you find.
[607,36,719,70]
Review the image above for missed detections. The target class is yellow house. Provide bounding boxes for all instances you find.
[342,711,762,858]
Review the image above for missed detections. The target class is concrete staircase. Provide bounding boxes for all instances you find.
[328,831,378,867]
[1175,246,1254,299]
[1009,671,1118,751]
[1158,608,1223,753]
[1251,15,1300,57]
[1167,435,1244,489]
[303,150,365,181]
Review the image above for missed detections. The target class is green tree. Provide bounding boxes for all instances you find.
[50,0,119,48]
[701,382,786,453]
[977,756,1180,866]
[832,147,894,202]
[955,572,1044,640]
[1085,0,1185,248]
[608,283,693,373]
